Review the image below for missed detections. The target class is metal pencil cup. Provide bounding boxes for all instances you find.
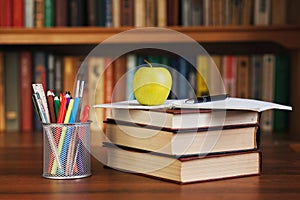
[42,122,91,179]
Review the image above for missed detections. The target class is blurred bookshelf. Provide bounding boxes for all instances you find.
[0,0,300,135]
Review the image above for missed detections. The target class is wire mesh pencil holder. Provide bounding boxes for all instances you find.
[42,122,91,179]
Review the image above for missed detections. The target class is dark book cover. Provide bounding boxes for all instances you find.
[4,52,20,132]
[55,0,68,26]
[95,0,106,26]
[121,0,134,26]
[68,0,86,26]
[167,0,179,26]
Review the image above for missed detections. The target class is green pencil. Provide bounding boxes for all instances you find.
[54,96,60,119]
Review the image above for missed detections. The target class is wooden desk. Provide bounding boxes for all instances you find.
[0,131,299,199]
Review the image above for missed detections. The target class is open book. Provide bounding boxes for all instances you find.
[93,97,292,112]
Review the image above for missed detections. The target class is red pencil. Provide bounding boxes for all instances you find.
[57,95,67,123]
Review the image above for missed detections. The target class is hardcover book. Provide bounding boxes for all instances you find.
[105,144,261,184]
[105,119,260,156]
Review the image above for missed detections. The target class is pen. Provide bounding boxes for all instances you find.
[185,94,229,104]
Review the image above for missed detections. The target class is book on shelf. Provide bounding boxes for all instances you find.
[254,0,271,25]
[271,0,287,25]
[105,119,260,156]
[222,55,237,97]
[44,0,54,27]
[261,54,275,132]
[273,54,290,132]
[13,0,24,27]
[20,51,33,132]
[0,52,5,132]
[4,52,20,132]
[0,0,12,27]
[35,0,45,28]
[24,0,35,27]
[55,0,67,26]
[105,144,261,184]
[236,55,250,98]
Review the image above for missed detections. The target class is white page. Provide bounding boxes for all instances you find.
[93,97,292,112]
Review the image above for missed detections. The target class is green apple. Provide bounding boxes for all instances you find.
[133,60,172,106]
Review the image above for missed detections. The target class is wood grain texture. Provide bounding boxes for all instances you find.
[0,26,299,49]
[0,131,299,199]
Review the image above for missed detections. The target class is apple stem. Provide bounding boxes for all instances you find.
[144,59,153,68]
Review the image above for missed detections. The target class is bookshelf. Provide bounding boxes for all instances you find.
[0,26,299,48]
[1,25,300,135]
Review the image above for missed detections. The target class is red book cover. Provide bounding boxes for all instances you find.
[0,0,13,27]
[13,0,24,27]
[20,51,33,132]
[222,55,237,97]
[112,56,127,102]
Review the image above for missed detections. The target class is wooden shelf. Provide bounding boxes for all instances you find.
[0,26,300,49]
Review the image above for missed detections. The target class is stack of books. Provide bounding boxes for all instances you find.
[95,97,291,184]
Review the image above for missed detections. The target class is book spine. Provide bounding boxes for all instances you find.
[113,56,127,102]
[254,0,271,25]
[55,0,67,26]
[231,0,241,25]
[104,57,114,120]
[222,0,231,26]
[87,56,104,131]
[24,0,35,27]
[178,57,189,99]
[87,0,96,26]
[134,0,145,27]
[261,54,275,132]
[106,0,113,27]
[13,0,24,27]
[95,0,107,26]
[5,52,20,132]
[47,54,55,90]
[222,55,237,97]
[211,0,223,26]
[241,0,253,25]
[157,0,167,27]
[126,54,136,100]
[0,52,5,132]
[273,54,290,132]
[203,0,211,26]
[271,0,287,25]
[236,55,250,98]
[44,0,54,27]
[145,0,156,26]
[20,51,33,132]
[196,55,209,96]
[167,0,179,26]
[191,0,203,26]
[35,0,45,28]
[54,56,63,94]
[121,0,134,26]
[181,0,192,26]
[250,55,263,99]
[0,0,13,27]
[112,0,121,27]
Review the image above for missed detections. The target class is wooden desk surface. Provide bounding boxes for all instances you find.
[0,131,299,200]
